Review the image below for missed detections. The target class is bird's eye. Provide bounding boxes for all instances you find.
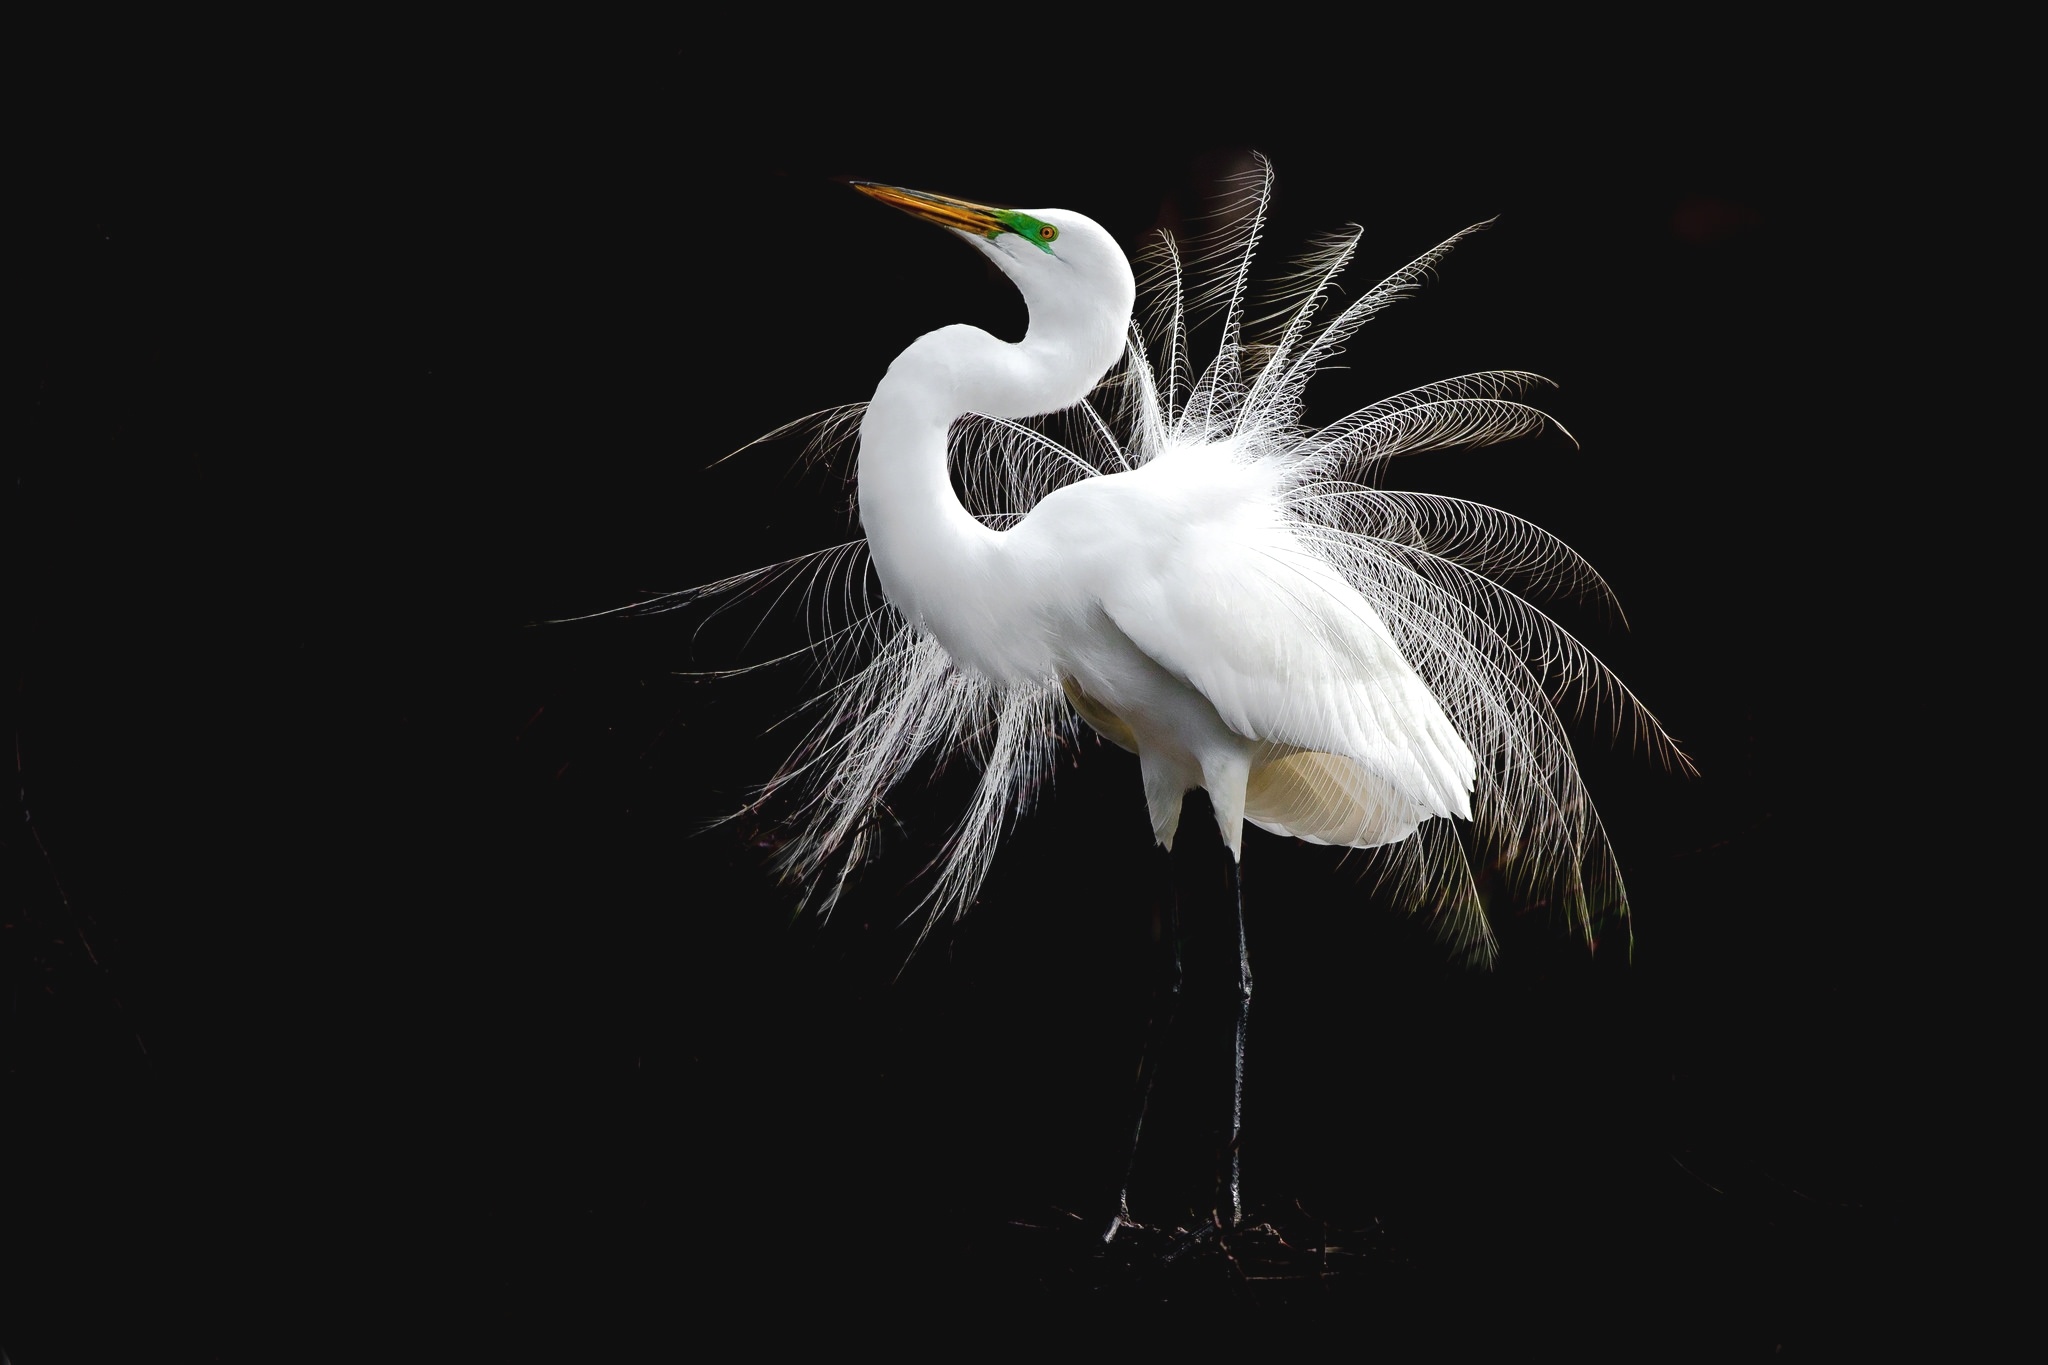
[1039,224,1059,242]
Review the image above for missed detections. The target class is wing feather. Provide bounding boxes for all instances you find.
[1085,455,1476,826]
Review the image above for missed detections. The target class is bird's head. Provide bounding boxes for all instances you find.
[854,182,1136,371]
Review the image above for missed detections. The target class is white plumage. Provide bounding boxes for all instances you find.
[680,158,1685,965]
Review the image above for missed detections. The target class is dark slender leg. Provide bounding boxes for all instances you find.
[1103,885,1180,1243]
[1103,792,1251,1242]
[1223,856,1251,1228]
[1172,794,1247,1230]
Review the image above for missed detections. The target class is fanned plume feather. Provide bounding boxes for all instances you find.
[688,157,1686,964]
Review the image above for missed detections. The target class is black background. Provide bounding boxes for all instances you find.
[16,25,1991,1360]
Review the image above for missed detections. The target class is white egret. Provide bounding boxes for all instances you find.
[680,158,1686,1238]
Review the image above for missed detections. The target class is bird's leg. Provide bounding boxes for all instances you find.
[1170,789,1249,1231]
[1103,886,1181,1244]
[1222,854,1250,1230]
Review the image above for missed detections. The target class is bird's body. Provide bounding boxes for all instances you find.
[958,442,1473,854]
[851,183,1475,868]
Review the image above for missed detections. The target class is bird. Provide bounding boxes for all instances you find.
[674,157,1686,1238]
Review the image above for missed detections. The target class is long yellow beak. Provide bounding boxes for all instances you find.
[853,182,1008,239]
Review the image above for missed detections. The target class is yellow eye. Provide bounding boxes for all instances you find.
[1039,224,1058,242]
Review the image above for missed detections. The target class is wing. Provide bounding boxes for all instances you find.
[1097,512,1476,827]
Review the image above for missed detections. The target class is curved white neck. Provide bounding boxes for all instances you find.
[857,325,1019,678]
[857,272,1131,683]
